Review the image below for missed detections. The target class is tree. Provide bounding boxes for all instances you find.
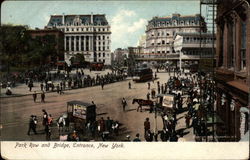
[0,25,29,72]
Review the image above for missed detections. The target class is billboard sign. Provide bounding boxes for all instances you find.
[162,95,175,108]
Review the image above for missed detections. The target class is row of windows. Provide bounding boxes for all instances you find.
[94,53,108,57]
[64,27,109,32]
[149,32,170,37]
[65,35,109,40]
[149,20,198,28]
[183,37,216,43]
[148,50,171,54]
[183,50,212,56]
[150,41,170,46]
[65,42,109,51]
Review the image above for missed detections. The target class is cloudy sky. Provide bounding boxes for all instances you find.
[1,1,204,51]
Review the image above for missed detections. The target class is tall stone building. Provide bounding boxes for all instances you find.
[145,13,207,55]
[215,0,249,141]
[45,14,111,65]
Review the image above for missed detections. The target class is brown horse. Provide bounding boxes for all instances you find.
[132,99,154,112]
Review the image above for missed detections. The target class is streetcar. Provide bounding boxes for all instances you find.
[132,67,153,82]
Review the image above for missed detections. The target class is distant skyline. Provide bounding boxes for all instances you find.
[1,1,206,51]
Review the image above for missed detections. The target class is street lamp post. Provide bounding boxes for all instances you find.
[179,52,182,75]
[154,101,158,140]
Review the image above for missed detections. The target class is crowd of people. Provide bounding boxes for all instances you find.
[1,66,127,96]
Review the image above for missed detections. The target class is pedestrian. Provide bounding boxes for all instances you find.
[32,91,37,102]
[45,125,51,141]
[112,121,119,136]
[128,82,131,89]
[144,118,150,138]
[98,117,105,134]
[157,81,160,88]
[40,83,44,91]
[122,98,127,111]
[147,82,150,90]
[51,83,55,92]
[106,117,112,132]
[101,82,104,90]
[157,86,160,94]
[48,114,53,126]
[151,89,156,98]
[185,114,191,128]
[133,133,141,142]
[161,84,164,94]
[41,91,45,103]
[57,116,65,134]
[147,92,150,100]
[27,115,37,135]
[56,84,60,94]
[28,82,33,92]
[42,109,48,126]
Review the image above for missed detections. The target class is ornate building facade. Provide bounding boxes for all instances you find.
[145,13,207,55]
[46,14,111,65]
[215,0,249,141]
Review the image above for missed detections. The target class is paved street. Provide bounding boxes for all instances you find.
[1,70,195,141]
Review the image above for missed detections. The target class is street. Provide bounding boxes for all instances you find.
[1,70,194,141]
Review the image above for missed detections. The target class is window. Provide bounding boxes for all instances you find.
[241,21,246,70]
[103,53,105,57]
[103,59,105,63]
[162,40,165,44]
[99,53,101,57]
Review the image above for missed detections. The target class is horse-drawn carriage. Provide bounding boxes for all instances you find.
[67,101,96,131]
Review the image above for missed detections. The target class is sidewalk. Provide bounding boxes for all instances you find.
[0,69,124,98]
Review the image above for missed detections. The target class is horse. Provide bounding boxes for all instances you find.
[132,99,154,112]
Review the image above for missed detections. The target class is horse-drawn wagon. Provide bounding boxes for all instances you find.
[67,101,96,131]
[156,94,176,114]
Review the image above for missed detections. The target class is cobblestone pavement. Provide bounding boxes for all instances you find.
[0,69,195,142]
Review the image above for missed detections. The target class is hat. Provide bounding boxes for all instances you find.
[126,135,130,138]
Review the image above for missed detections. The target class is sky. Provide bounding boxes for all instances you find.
[1,0,204,51]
